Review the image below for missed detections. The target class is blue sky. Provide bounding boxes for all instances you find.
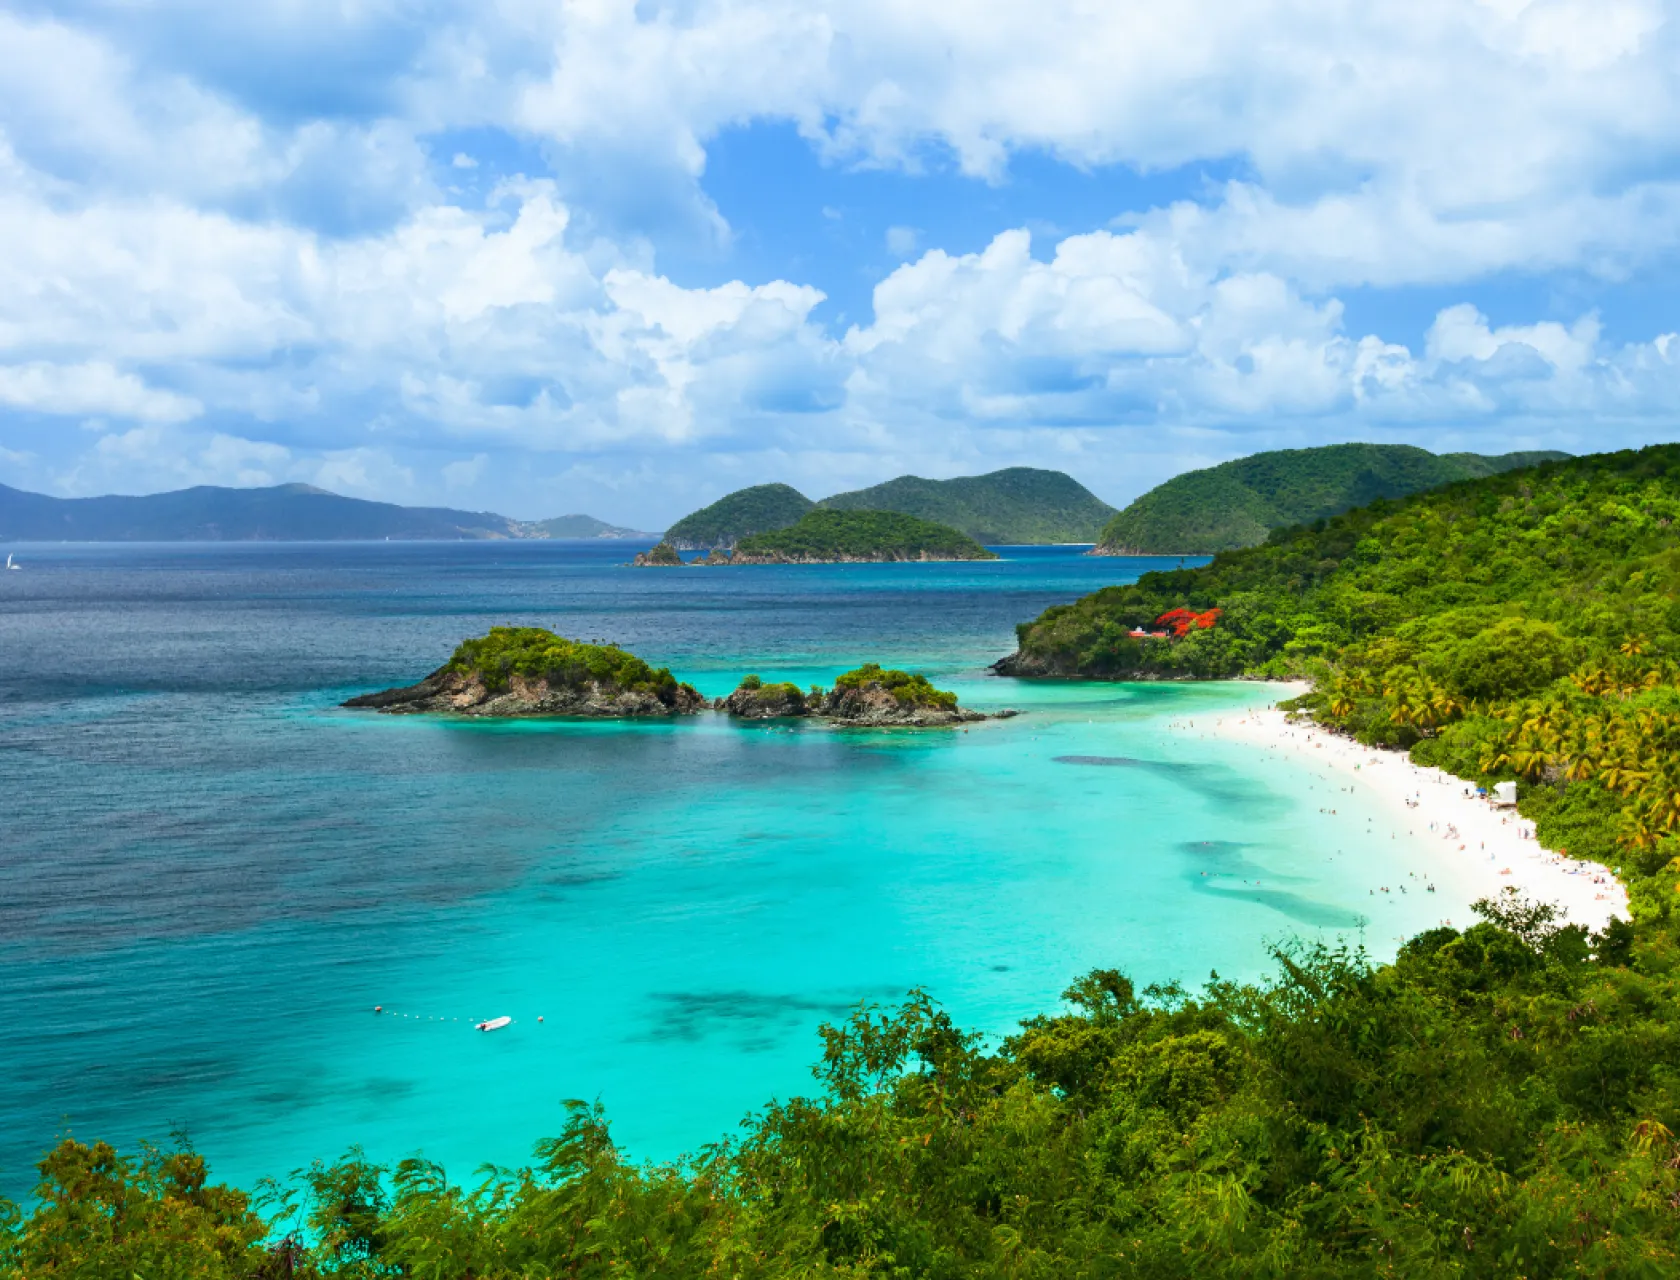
[1,0,1678,526]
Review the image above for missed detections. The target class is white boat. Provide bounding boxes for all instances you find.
[475,1016,512,1032]
[4,554,16,570]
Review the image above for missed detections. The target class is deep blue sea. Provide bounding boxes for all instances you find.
[0,542,1465,1199]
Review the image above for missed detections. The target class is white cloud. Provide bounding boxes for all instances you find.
[0,361,201,423]
[5,0,1680,519]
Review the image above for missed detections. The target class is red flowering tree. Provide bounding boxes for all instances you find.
[1155,607,1198,638]
[1155,606,1222,638]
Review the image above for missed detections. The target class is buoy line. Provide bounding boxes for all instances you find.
[373,1005,545,1026]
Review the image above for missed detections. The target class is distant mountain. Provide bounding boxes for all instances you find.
[819,467,1115,544]
[524,514,660,540]
[0,482,653,542]
[1093,445,1573,555]
[663,483,816,549]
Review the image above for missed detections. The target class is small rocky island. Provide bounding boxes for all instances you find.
[346,629,1007,727]
[344,626,706,717]
[720,664,1006,726]
[632,509,998,565]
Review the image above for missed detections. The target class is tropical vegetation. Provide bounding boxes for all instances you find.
[724,673,813,714]
[734,510,997,561]
[1093,443,1569,555]
[833,662,959,709]
[819,467,1115,544]
[448,626,694,702]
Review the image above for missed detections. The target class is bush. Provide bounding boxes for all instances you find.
[1445,617,1574,700]
[448,627,681,699]
[834,662,959,709]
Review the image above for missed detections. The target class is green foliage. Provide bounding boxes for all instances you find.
[727,676,807,713]
[1445,617,1574,699]
[834,662,960,709]
[663,483,814,548]
[0,1137,279,1278]
[1095,442,1570,554]
[819,467,1116,544]
[735,509,997,561]
[447,626,690,701]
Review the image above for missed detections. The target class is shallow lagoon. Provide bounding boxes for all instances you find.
[0,543,1463,1195]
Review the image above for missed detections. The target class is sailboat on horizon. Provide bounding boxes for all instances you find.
[4,553,17,571]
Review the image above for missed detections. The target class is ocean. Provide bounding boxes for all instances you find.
[0,542,1463,1198]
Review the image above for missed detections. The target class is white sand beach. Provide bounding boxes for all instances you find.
[1176,687,1628,935]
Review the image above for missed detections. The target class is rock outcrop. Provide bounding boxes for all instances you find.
[345,667,707,717]
[728,548,983,565]
[344,626,705,718]
[816,681,987,726]
[718,679,811,718]
[631,541,685,566]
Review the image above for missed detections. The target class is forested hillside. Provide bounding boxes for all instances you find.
[733,509,996,562]
[9,448,1680,1277]
[663,483,815,548]
[1094,443,1568,554]
[667,468,1114,548]
[820,467,1114,543]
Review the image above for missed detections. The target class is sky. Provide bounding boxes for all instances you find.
[1,0,1679,527]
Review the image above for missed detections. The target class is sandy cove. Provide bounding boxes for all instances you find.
[1171,686,1628,935]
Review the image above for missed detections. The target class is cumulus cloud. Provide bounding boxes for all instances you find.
[4,0,1680,519]
[0,361,201,423]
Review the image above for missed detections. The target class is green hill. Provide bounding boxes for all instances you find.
[662,483,815,548]
[732,509,997,562]
[819,467,1114,543]
[1094,443,1570,554]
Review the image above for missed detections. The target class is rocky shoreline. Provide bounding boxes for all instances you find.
[715,680,1006,725]
[345,628,1014,727]
[631,541,996,566]
[344,666,708,717]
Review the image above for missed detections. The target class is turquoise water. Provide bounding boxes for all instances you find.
[0,543,1462,1197]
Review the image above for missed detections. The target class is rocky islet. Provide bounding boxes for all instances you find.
[346,631,1007,727]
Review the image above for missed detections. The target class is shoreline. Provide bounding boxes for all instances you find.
[1183,688,1627,934]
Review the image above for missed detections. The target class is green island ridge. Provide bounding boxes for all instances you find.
[660,467,1115,549]
[341,626,705,716]
[15,449,1680,1277]
[730,509,998,563]
[820,466,1115,544]
[1093,442,1571,555]
[662,482,815,549]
